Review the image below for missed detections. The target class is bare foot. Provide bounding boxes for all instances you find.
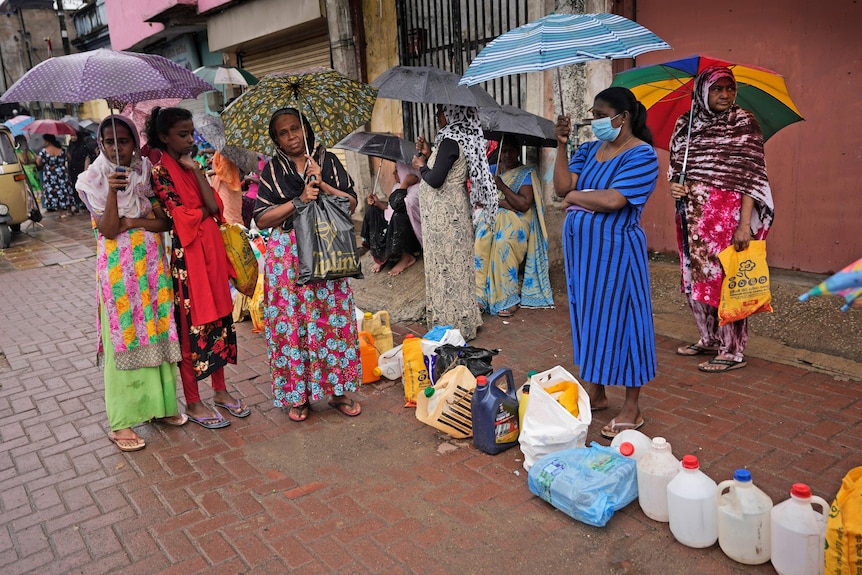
[371,261,384,273]
[388,253,416,276]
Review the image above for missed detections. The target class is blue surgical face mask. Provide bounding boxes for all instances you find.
[592,113,622,142]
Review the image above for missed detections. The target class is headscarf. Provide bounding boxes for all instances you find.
[668,66,774,235]
[255,131,355,230]
[435,105,498,227]
[394,160,420,194]
[76,115,153,219]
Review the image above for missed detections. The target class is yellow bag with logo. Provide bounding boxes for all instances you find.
[249,273,266,333]
[825,466,862,574]
[220,222,258,297]
[717,240,773,326]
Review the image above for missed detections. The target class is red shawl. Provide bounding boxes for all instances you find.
[160,153,234,326]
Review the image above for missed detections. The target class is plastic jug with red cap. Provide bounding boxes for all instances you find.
[471,368,520,454]
[610,429,652,461]
[666,455,718,548]
[770,483,828,575]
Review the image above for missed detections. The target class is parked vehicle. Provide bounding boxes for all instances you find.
[0,124,42,248]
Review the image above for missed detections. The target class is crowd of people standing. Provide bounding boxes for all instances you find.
[59,64,768,452]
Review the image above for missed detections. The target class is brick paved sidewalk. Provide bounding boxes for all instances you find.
[1,258,860,574]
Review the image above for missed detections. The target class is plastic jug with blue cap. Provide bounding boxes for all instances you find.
[717,469,773,565]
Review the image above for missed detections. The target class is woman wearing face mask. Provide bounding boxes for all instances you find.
[553,86,659,440]
[668,66,773,374]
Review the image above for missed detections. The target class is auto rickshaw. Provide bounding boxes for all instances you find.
[0,124,42,248]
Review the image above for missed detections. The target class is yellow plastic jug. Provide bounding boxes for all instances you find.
[401,334,429,407]
[362,310,394,354]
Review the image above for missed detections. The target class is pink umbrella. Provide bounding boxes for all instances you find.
[121,98,181,142]
[23,119,77,136]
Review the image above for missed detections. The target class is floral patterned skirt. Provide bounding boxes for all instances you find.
[264,228,360,408]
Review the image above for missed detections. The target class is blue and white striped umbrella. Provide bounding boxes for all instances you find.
[459,13,671,86]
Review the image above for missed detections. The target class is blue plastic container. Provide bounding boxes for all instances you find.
[471,368,520,454]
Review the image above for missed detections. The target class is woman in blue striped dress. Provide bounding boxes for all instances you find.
[553,87,659,440]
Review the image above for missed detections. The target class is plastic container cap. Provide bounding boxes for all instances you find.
[651,437,668,449]
[733,469,752,482]
[476,375,487,386]
[681,455,699,469]
[373,367,382,377]
[364,311,373,318]
[791,483,812,498]
[404,334,415,339]
[618,442,634,457]
[527,370,539,378]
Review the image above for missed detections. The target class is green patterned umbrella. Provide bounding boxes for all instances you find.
[222,67,377,156]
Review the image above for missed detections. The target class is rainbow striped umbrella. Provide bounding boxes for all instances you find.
[799,257,862,312]
[610,54,803,150]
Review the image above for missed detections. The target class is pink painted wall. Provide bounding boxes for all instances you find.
[634,0,861,273]
[104,0,165,51]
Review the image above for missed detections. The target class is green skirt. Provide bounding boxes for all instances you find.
[100,302,179,431]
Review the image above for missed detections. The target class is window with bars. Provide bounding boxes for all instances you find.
[395,0,530,141]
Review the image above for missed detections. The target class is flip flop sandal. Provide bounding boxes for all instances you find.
[328,397,362,417]
[187,412,231,429]
[676,344,719,356]
[108,433,146,452]
[698,358,747,373]
[214,400,251,418]
[600,417,645,440]
[156,413,188,426]
[288,401,310,422]
[497,305,518,318]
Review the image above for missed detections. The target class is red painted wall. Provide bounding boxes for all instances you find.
[632,0,861,273]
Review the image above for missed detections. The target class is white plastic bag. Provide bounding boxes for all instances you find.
[519,366,592,471]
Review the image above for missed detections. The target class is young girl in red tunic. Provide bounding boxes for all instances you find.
[145,107,248,428]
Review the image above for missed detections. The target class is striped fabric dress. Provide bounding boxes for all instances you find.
[563,141,658,387]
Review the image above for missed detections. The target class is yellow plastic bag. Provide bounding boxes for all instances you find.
[249,273,266,333]
[717,240,773,326]
[220,222,259,297]
[544,380,580,418]
[825,466,862,574]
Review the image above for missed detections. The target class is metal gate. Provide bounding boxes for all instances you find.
[395,0,530,140]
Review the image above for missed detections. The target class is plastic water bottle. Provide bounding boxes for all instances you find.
[610,429,652,461]
[666,455,718,548]
[770,483,828,575]
[636,437,680,522]
[717,469,773,565]
[471,368,519,454]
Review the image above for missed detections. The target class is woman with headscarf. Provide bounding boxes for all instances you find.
[76,115,185,452]
[475,138,553,318]
[669,66,774,373]
[553,86,659,439]
[146,107,246,429]
[254,107,362,423]
[36,134,76,218]
[413,104,497,341]
[360,160,422,276]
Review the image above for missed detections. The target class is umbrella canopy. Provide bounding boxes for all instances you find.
[120,98,182,139]
[333,131,415,165]
[459,13,670,86]
[222,67,377,156]
[23,119,77,136]
[799,257,862,312]
[193,113,260,174]
[58,115,81,131]
[0,48,214,104]
[79,119,99,133]
[3,115,34,137]
[478,105,557,148]
[610,54,804,150]
[372,65,499,108]
[193,65,258,87]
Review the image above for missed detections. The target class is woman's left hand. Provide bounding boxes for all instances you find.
[732,225,752,252]
[178,154,199,171]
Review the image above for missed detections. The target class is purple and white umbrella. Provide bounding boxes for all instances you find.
[0,48,213,105]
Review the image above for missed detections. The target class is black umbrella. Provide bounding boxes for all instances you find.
[372,65,500,108]
[478,105,558,148]
[334,131,417,199]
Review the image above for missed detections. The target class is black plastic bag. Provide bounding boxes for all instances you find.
[432,343,498,381]
[293,193,363,285]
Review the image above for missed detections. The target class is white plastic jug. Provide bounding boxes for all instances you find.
[636,437,680,522]
[770,483,828,575]
[610,429,652,461]
[377,344,403,380]
[717,469,773,565]
[666,455,718,548]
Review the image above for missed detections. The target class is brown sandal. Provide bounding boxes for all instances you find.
[288,401,310,422]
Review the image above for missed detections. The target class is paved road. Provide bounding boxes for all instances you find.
[1,214,860,573]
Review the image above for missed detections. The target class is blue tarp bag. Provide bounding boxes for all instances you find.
[528,442,638,527]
